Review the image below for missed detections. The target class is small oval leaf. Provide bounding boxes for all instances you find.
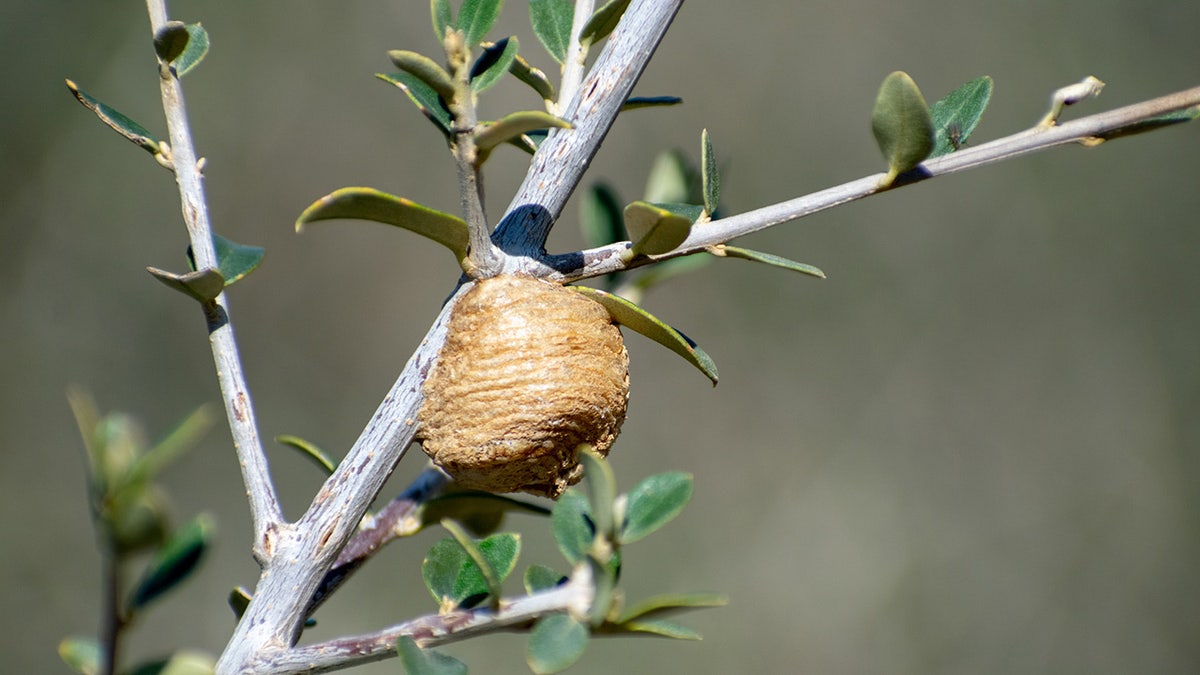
[58,636,102,675]
[871,71,934,188]
[715,245,826,279]
[623,201,693,257]
[376,72,453,137]
[147,266,225,303]
[527,614,589,675]
[187,234,264,287]
[66,80,161,155]
[275,435,337,475]
[296,187,469,261]
[388,50,457,102]
[421,531,521,609]
[474,110,572,154]
[175,24,210,77]
[579,0,632,48]
[471,37,519,94]
[397,636,468,675]
[524,564,567,594]
[570,286,718,385]
[129,513,214,612]
[550,489,592,564]
[621,471,692,544]
[930,75,993,157]
[456,0,504,46]
[431,0,453,41]
[530,0,572,64]
[153,21,191,64]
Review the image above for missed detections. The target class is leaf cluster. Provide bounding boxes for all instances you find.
[406,448,722,674]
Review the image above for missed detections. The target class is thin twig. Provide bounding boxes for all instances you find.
[535,85,1200,283]
[557,0,595,112]
[144,0,283,555]
[265,568,592,675]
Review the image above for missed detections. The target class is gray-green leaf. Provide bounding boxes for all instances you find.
[930,75,993,157]
[621,96,683,112]
[431,0,453,41]
[397,636,468,675]
[474,110,572,155]
[58,636,102,675]
[274,435,337,475]
[66,80,161,155]
[624,201,693,257]
[570,286,718,385]
[550,489,592,564]
[295,187,469,263]
[174,24,210,77]
[471,37,519,94]
[716,245,826,279]
[620,471,692,544]
[187,233,265,287]
[147,266,225,303]
[388,50,457,102]
[128,514,214,613]
[871,71,934,188]
[376,72,453,137]
[701,128,719,215]
[579,0,632,48]
[530,0,573,64]
[524,564,567,594]
[456,0,504,46]
[527,614,589,674]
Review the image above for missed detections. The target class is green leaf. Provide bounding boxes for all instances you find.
[431,0,453,41]
[58,636,101,675]
[524,564,567,594]
[871,71,934,188]
[930,75,993,157]
[128,513,214,612]
[1095,104,1200,141]
[456,0,504,45]
[421,530,520,609]
[153,21,191,64]
[619,618,702,640]
[275,435,337,475]
[66,80,161,155]
[508,52,556,101]
[643,149,695,204]
[527,614,589,674]
[571,286,719,385]
[715,245,826,279]
[580,183,626,248]
[550,489,592,564]
[146,266,225,303]
[474,110,572,154]
[187,233,265,287]
[621,96,683,112]
[578,447,617,541]
[175,24,210,77]
[156,650,217,675]
[530,0,573,64]
[617,592,726,623]
[579,0,632,48]
[398,636,468,675]
[388,50,457,102]
[701,128,719,215]
[376,71,453,137]
[620,471,692,544]
[624,201,693,257]
[295,187,469,262]
[471,37,519,94]
[127,404,215,485]
[649,201,705,223]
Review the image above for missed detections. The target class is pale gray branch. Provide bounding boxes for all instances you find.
[144,0,283,550]
[539,85,1200,283]
[556,0,595,111]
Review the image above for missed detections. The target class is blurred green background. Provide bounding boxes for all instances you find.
[4,1,1199,673]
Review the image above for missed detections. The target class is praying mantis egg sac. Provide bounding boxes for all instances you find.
[418,275,630,498]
